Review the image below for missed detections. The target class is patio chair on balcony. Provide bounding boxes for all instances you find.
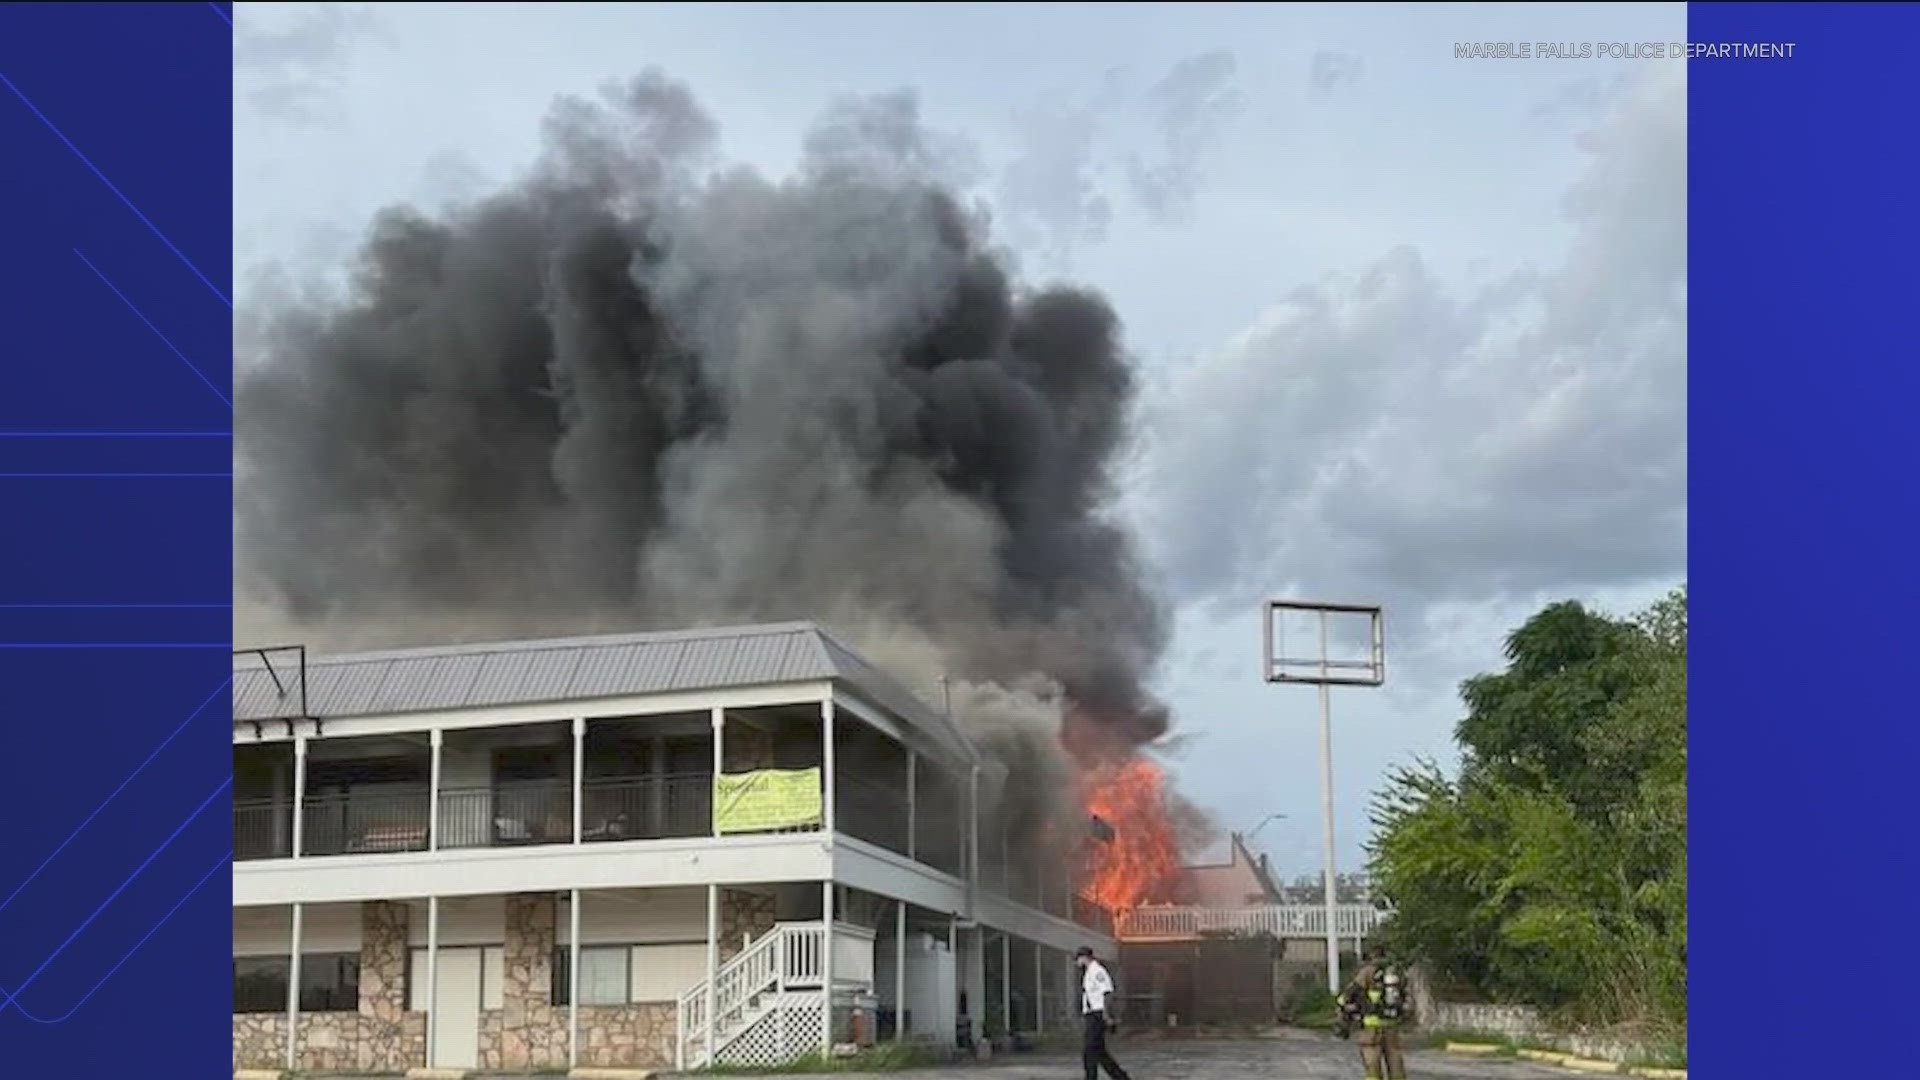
[349,823,429,853]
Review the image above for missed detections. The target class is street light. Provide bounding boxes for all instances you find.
[1246,812,1287,840]
[1263,599,1385,995]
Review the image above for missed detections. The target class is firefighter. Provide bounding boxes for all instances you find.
[1338,943,1408,1080]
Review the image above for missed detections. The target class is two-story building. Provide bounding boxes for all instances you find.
[232,622,1114,1074]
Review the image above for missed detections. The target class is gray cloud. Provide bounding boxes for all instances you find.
[1308,49,1365,95]
[1141,66,1685,662]
[1126,50,1243,223]
[234,2,382,125]
[994,98,1114,269]
[994,51,1242,264]
[1530,72,1636,127]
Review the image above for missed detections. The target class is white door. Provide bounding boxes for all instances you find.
[430,947,483,1068]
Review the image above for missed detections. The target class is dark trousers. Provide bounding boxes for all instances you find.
[1082,1011,1130,1080]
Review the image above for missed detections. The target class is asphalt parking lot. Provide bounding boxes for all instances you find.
[726,1034,1599,1080]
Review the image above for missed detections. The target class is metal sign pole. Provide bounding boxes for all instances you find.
[1317,611,1340,995]
[1318,681,1340,995]
[1263,599,1384,1000]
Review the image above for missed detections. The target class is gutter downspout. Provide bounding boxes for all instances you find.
[967,765,981,922]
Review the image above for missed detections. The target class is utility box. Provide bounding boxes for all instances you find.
[875,930,956,1043]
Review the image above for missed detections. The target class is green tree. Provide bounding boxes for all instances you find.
[1368,588,1686,1028]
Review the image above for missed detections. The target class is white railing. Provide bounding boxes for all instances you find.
[835,924,877,987]
[677,921,878,1069]
[1115,903,1390,941]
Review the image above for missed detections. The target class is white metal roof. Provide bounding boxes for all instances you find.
[233,621,980,765]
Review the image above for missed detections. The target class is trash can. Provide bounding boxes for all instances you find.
[851,994,880,1048]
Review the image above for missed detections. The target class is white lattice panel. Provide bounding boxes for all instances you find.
[781,997,826,1061]
[716,1014,783,1069]
[711,995,827,1068]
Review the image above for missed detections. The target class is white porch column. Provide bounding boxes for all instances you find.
[569,889,582,1069]
[999,932,1011,1039]
[425,896,439,1067]
[710,707,725,838]
[572,717,586,844]
[967,768,981,889]
[705,884,719,1063]
[894,900,907,1043]
[1033,941,1044,1035]
[905,752,917,860]
[428,729,443,852]
[820,880,836,1057]
[961,927,985,1049]
[284,902,303,1070]
[821,698,837,836]
[290,733,308,859]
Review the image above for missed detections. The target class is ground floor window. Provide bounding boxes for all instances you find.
[552,945,630,1006]
[232,953,360,1013]
[551,942,707,1006]
[406,946,505,1011]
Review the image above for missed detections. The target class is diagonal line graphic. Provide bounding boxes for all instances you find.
[0,640,232,645]
[0,777,231,1009]
[3,850,231,1023]
[0,69,232,309]
[0,679,230,921]
[74,249,232,407]
[207,3,231,29]
[0,603,231,609]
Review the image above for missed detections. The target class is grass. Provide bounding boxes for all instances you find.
[1286,990,1342,1031]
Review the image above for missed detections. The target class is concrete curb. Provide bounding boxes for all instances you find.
[1438,1039,1684,1078]
[405,1069,471,1079]
[570,1070,655,1080]
[234,1072,286,1080]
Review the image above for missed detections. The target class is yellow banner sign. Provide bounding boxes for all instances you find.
[713,768,824,834]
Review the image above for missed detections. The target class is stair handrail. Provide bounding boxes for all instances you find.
[677,921,817,1068]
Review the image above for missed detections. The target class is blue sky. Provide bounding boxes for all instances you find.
[234,1,1687,875]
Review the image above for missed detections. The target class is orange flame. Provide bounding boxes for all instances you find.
[1078,754,1182,916]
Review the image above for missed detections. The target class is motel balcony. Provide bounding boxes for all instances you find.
[234,701,984,879]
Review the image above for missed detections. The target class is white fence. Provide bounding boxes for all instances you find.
[1115,903,1389,941]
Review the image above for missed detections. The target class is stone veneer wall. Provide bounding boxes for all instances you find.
[231,901,427,1072]
[476,888,776,1069]
[491,893,567,1070]
[720,887,777,960]
[1422,1001,1679,1065]
[238,891,780,1072]
[481,1002,678,1069]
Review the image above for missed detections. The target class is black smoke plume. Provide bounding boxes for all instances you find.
[237,73,1179,859]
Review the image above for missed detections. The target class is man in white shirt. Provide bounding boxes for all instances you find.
[1076,946,1132,1080]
